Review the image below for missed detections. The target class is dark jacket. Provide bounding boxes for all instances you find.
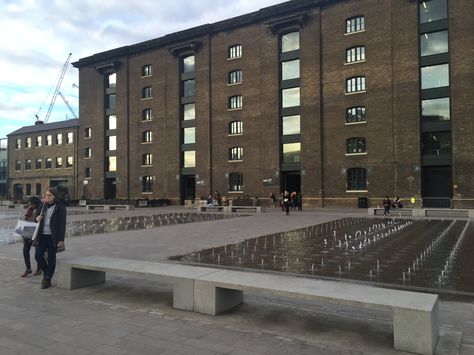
[39,202,67,242]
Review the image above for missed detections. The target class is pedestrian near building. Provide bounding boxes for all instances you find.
[283,191,291,215]
[383,196,391,216]
[35,187,67,289]
[21,196,42,278]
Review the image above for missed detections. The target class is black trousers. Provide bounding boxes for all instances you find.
[35,235,57,279]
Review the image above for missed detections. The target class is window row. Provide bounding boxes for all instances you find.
[21,183,42,197]
[15,132,74,149]
[15,157,74,171]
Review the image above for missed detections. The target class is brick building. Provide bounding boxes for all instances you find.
[7,120,79,202]
[72,0,474,208]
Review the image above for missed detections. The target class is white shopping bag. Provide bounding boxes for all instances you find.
[13,219,39,240]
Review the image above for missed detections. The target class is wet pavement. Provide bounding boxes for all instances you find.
[0,206,472,354]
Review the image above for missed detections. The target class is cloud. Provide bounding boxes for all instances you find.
[0,0,284,138]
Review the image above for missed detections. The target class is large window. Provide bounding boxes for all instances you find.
[183,151,195,168]
[346,46,366,63]
[281,32,299,53]
[421,64,449,89]
[422,132,451,155]
[346,138,366,154]
[25,137,32,148]
[183,103,195,120]
[420,31,448,56]
[142,154,153,166]
[15,160,21,171]
[228,70,242,85]
[36,136,42,147]
[26,184,31,196]
[346,76,366,93]
[66,132,73,144]
[228,45,242,59]
[142,176,154,193]
[35,158,42,170]
[282,87,300,108]
[56,133,63,145]
[35,183,41,196]
[142,86,152,99]
[84,147,91,159]
[419,0,448,24]
[106,73,116,88]
[229,121,243,135]
[107,156,117,172]
[183,127,195,144]
[182,55,195,73]
[46,135,52,146]
[229,95,243,109]
[106,94,116,110]
[229,147,243,161]
[25,159,31,170]
[142,109,153,121]
[347,167,367,191]
[108,135,117,151]
[422,97,450,122]
[282,143,301,163]
[229,172,243,192]
[183,79,195,97]
[282,115,300,135]
[55,157,62,168]
[84,127,91,138]
[142,131,153,143]
[346,16,365,33]
[15,138,21,149]
[141,64,152,77]
[85,168,91,178]
[45,158,52,169]
[346,107,366,123]
[281,60,300,80]
[66,156,73,168]
[107,115,117,130]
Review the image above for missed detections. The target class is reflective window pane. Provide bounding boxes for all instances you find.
[283,143,301,163]
[282,60,300,80]
[421,64,449,89]
[420,31,448,56]
[183,103,195,120]
[183,151,195,168]
[182,55,195,73]
[281,32,299,53]
[108,135,116,151]
[419,0,447,23]
[107,115,117,130]
[108,156,117,172]
[183,79,195,97]
[282,87,300,108]
[422,97,450,122]
[282,115,300,135]
[183,127,195,144]
[422,131,451,155]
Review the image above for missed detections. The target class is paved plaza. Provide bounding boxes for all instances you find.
[0,207,473,354]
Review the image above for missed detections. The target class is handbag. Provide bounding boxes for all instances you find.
[13,219,38,240]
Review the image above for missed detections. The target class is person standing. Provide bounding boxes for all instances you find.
[383,196,391,216]
[35,187,67,289]
[283,191,291,215]
[21,196,42,277]
[269,192,276,208]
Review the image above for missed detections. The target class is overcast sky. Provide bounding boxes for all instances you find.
[0,0,287,140]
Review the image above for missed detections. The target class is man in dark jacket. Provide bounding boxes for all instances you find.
[35,187,67,289]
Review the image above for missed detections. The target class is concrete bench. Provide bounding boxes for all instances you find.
[425,209,470,218]
[197,205,225,212]
[225,205,263,213]
[58,256,438,355]
[370,208,414,216]
[86,204,134,211]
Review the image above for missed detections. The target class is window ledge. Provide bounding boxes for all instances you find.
[346,190,368,193]
[345,121,366,126]
[344,59,366,66]
[227,57,242,61]
[141,120,153,123]
[345,90,366,96]
[344,29,366,36]
[228,159,243,163]
[141,75,152,78]
[345,152,367,156]
[228,191,244,194]
[228,133,243,137]
[227,107,243,112]
[141,164,153,168]
[227,82,242,87]
[141,192,153,195]
[141,97,153,101]
[141,142,153,145]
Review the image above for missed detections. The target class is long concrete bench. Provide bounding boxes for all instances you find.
[225,205,263,213]
[197,205,225,212]
[369,207,472,218]
[86,204,135,211]
[57,256,438,355]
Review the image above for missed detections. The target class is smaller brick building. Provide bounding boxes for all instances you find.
[7,119,79,202]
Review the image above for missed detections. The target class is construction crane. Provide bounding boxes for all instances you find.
[58,91,77,119]
[35,53,72,123]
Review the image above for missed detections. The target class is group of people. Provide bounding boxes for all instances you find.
[20,187,67,289]
[206,191,228,206]
[269,191,302,215]
[382,195,404,216]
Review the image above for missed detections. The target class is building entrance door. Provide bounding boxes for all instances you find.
[180,175,195,205]
[281,171,300,194]
[104,178,117,200]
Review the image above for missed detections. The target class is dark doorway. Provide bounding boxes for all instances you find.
[422,166,452,207]
[51,179,68,200]
[281,171,300,194]
[180,175,195,204]
[13,184,23,202]
[104,178,117,200]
